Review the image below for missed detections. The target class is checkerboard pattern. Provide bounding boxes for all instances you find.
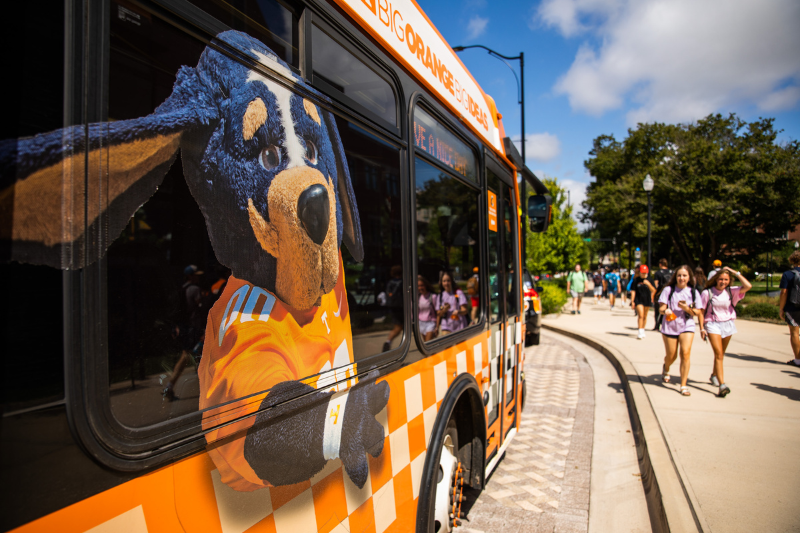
[70,321,527,533]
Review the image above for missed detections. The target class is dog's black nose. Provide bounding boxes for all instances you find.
[297,184,330,245]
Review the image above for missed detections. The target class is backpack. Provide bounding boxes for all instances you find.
[466,276,479,296]
[789,270,800,306]
[385,278,403,307]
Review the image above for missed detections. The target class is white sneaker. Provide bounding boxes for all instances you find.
[637,329,645,339]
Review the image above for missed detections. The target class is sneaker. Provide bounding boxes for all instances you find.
[710,375,720,387]
[577,310,582,314]
[718,384,731,398]
[382,341,392,352]
[571,311,576,315]
[637,330,645,339]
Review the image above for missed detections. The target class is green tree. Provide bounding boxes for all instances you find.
[526,176,585,274]
[583,114,800,271]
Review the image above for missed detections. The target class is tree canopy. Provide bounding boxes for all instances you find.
[582,114,800,271]
[526,176,585,274]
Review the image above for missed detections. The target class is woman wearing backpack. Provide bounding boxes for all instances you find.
[659,265,703,396]
[700,267,751,397]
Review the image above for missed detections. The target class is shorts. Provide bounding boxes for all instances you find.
[593,286,602,296]
[634,296,651,307]
[419,320,437,335]
[785,310,800,327]
[706,319,738,338]
[570,290,582,298]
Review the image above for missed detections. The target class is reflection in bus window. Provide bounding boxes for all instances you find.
[337,120,404,357]
[487,170,503,323]
[504,186,519,317]
[415,157,480,340]
[313,25,397,126]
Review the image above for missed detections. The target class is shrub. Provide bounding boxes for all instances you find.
[540,284,568,315]
[739,302,780,320]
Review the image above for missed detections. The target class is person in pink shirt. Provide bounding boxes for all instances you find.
[659,265,703,396]
[699,266,752,397]
[417,275,439,342]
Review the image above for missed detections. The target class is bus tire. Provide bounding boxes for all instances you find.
[431,420,460,533]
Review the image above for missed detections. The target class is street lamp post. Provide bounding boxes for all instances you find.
[452,44,525,261]
[643,174,654,268]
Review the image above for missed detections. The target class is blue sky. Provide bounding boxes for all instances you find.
[419,0,800,227]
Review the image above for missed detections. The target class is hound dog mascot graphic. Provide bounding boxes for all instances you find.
[0,31,389,491]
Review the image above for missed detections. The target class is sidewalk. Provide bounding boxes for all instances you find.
[545,298,800,532]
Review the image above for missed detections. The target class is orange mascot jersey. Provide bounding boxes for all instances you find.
[198,257,355,491]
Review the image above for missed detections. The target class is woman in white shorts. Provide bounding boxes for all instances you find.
[700,267,751,397]
[417,275,439,341]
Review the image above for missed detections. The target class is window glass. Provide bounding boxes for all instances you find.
[106,6,402,429]
[413,107,477,183]
[415,157,480,340]
[487,171,503,323]
[1,3,65,414]
[186,0,299,68]
[503,186,519,317]
[312,25,397,126]
[337,120,404,358]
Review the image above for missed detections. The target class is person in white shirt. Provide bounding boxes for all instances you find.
[706,259,722,279]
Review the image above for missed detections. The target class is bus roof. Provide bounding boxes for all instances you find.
[331,0,505,155]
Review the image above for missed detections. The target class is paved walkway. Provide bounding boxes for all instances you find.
[455,333,649,532]
[546,298,800,533]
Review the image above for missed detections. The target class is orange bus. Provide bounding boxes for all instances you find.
[1,0,550,531]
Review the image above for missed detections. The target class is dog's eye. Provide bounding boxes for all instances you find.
[259,145,281,171]
[304,139,318,165]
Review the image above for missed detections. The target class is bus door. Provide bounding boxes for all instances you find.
[485,165,518,459]
[501,185,521,440]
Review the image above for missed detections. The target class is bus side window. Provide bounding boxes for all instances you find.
[414,157,481,341]
[335,119,405,359]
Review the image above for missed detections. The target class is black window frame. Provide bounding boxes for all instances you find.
[409,95,487,356]
[65,0,412,472]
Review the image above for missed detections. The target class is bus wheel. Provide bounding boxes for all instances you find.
[433,421,462,532]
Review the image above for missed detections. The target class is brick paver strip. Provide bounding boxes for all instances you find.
[455,336,594,533]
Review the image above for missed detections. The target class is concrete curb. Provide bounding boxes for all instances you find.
[542,323,703,533]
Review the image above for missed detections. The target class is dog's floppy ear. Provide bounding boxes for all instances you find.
[0,65,218,269]
[322,110,364,263]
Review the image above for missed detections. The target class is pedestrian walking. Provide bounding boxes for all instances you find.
[707,259,722,279]
[652,259,673,331]
[417,275,439,342]
[700,267,751,397]
[604,267,621,308]
[566,263,588,314]
[630,265,656,339]
[620,269,630,306]
[779,250,800,367]
[694,267,707,295]
[659,265,703,396]
[593,269,603,303]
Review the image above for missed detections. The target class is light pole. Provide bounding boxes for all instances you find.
[452,44,525,261]
[643,174,654,268]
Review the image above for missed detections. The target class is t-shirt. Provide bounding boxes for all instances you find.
[198,258,354,491]
[630,275,654,302]
[653,269,672,290]
[658,286,702,335]
[419,293,437,322]
[567,271,588,292]
[707,268,720,279]
[438,289,467,331]
[604,272,620,292]
[779,267,800,312]
[700,286,745,323]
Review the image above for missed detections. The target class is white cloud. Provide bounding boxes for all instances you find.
[543,0,800,123]
[512,133,562,163]
[466,16,489,39]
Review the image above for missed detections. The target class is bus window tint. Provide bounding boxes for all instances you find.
[312,25,397,127]
[336,120,404,358]
[487,170,503,323]
[415,157,480,339]
[1,3,66,415]
[503,186,519,317]
[186,0,299,68]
